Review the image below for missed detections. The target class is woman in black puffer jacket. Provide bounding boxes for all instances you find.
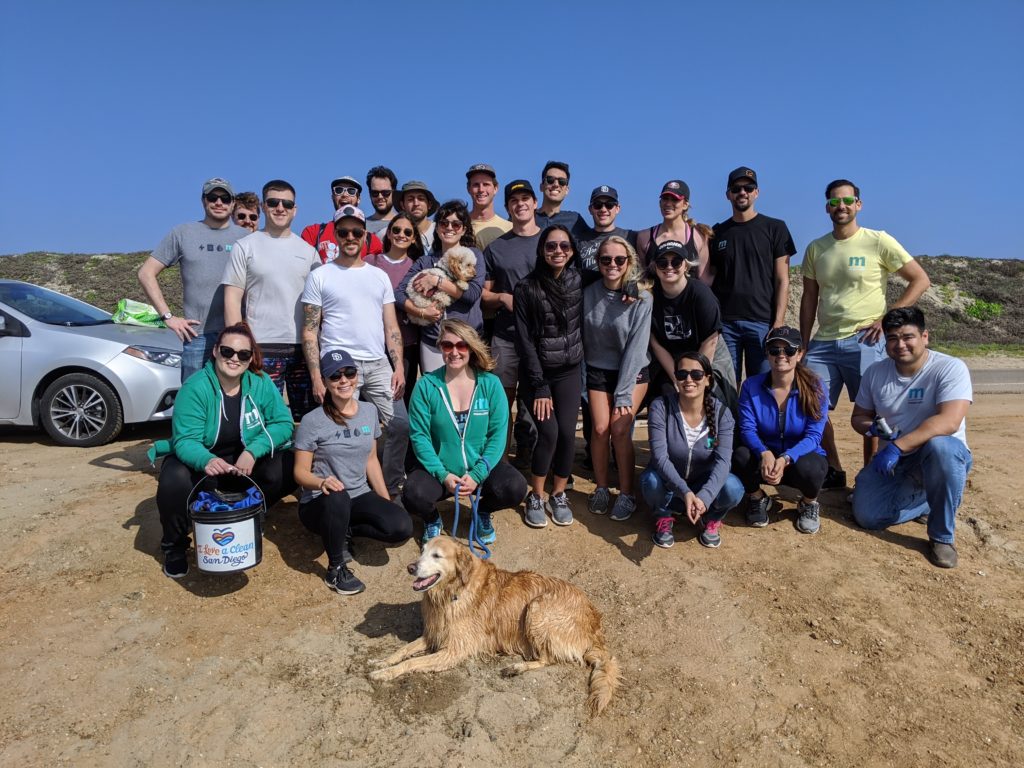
[513,225,584,528]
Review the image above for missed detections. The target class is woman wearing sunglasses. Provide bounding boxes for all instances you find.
[513,225,584,527]
[734,326,829,533]
[151,323,295,579]
[293,349,413,596]
[403,319,528,544]
[396,200,484,374]
[583,236,652,521]
[367,212,426,406]
[640,352,744,548]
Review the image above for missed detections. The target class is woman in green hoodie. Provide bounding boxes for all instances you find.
[153,323,295,579]
[403,319,528,544]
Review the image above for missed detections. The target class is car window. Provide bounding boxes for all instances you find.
[0,283,110,326]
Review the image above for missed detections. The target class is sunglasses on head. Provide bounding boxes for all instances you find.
[235,212,259,222]
[598,255,627,267]
[438,339,469,353]
[332,185,359,197]
[205,192,232,204]
[219,345,253,362]
[828,196,858,207]
[591,200,617,211]
[328,367,358,381]
[654,255,686,270]
[766,344,800,357]
[389,225,414,237]
[438,219,464,231]
[335,227,365,240]
[729,184,756,194]
[544,240,572,253]
[674,368,707,381]
[265,197,295,210]
[369,189,392,198]
[543,175,568,187]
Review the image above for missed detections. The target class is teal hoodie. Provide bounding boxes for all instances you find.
[147,362,294,471]
[408,367,508,485]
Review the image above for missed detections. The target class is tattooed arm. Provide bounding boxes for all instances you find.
[383,303,405,400]
[302,302,326,404]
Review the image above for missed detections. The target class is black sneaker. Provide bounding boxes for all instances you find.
[325,564,365,595]
[162,551,188,579]
[928,541,958,569]
[822,467,848,490]
[746,495,771,527]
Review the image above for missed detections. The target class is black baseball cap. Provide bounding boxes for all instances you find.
[320,349,358,380]
[654,240,688,259]
[590,185,619,204]
[763,326,802,349]
[504,179,536,205]
[727,167,758,187]
[660,180,690,201]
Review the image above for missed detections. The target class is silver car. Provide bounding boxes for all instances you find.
[0,279,183,446]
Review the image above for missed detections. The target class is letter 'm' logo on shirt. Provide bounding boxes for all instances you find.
[848,256,866,268]
[717,240,727,251]
[908,387,925,403]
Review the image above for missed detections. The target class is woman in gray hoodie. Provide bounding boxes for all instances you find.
[639,351,745,549]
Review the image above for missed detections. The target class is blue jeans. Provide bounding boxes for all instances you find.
[180,332,220,382]
[639,467,745,521]
[721,320,770,381]
[852,436,972,544]
[805,333,885,409]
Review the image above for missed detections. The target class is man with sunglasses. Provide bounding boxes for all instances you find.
[364,166,398,238]
[138,177,249,381]
[300,175,384,263]
[301,205,409,497]
[222,180,321,420]
[710,167,796,381]
[800,179,931,489]
[466,163,512,250]
[233,191,261,233]
[576,185,636,279]
[534,160,584,232]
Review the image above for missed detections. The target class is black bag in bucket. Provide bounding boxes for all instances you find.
[187,476,266,574]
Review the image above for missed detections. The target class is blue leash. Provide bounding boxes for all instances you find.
[450,458,491,559]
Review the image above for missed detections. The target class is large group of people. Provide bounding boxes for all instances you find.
[141,161,975,593]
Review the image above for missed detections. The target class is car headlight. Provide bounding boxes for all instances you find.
[123,345,182,368]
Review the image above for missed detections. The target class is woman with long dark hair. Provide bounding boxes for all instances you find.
[513,225,583,528]
[639,352,744,549]
[293,349,413,596]
[734,327,829,533]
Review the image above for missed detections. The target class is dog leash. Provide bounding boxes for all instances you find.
[451,458,491,560]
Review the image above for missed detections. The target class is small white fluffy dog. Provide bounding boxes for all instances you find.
[405,246,477,325]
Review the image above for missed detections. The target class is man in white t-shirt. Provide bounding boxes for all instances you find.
[851,307,973,569]
[301,205,408,496]
[223,179,320,419]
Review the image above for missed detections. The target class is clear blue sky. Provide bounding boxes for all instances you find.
[2,0,1021,260]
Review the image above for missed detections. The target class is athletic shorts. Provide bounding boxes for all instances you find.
[586,365,650,393]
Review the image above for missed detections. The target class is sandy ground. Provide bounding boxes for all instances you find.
[1,395,1022,768]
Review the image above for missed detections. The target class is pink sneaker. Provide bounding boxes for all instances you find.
[700,519,722,548]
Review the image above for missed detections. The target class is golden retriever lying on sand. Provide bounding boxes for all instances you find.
[369,536,620,715]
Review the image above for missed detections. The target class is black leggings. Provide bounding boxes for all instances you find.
[157,451,294,554]
[523,364,582,479]
[732,445,829,498]
[298,490,412,568]
[402,462,528,521]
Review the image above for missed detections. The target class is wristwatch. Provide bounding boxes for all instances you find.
[781,454,793,466]
[161,312,173,321]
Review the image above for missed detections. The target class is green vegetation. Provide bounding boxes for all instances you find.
[964,299,1003,322]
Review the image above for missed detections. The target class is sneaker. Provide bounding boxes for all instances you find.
[421,516,443,544]
[746,494,771,527]
[546,492,573,526]
[162,551,188,579]
[609,493,636,522]
[588,487,611,515]
[928,540,958,569]
[796,500,821,534]
[475,512,496,544]
[699,519,723,548]
[325,564,366,595]
[524,493,548,528]
[822,467,847,490]
[652,516,675,548]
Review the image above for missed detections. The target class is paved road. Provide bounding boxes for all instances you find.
[969,369,1024,394]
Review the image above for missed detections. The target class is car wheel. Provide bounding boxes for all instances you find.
[39,373,124,447]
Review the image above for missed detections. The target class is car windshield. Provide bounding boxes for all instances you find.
[0,283,111,326]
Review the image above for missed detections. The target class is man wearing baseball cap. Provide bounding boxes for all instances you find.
[138,177,249,381]
[301,204,409,497]
[535,160,585,232]
[300,175,384,264]
[466,163,512,250]
[394,180,439,251]
[710,166,797,380]
[576,185,636,279]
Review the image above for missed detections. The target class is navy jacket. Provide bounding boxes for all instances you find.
[737,372,827,461]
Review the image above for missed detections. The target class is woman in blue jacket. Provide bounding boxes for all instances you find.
[639,352,744,549]
[734,326,829,534]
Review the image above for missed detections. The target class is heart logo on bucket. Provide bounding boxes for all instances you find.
[212,528,235,546]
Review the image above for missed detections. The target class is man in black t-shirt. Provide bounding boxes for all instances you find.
[575,185,636,280]
[710,167,796,380]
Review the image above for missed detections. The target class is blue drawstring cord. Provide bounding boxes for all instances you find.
[450,457,491,559]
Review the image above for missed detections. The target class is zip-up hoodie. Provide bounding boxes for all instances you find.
[147,361,294,471]
[647,394,735,509]
[408,367,508,485]
[737,372,827,461]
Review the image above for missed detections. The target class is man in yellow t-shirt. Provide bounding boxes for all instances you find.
[799,179,931,487]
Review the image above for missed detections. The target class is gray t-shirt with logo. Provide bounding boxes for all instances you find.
[152,220,248,333]
[294,401,382,502]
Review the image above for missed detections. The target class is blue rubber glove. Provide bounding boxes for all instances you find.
[867,418,901,440]
[871,442,903,476]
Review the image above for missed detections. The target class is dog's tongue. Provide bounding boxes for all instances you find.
[412,574,438,591]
